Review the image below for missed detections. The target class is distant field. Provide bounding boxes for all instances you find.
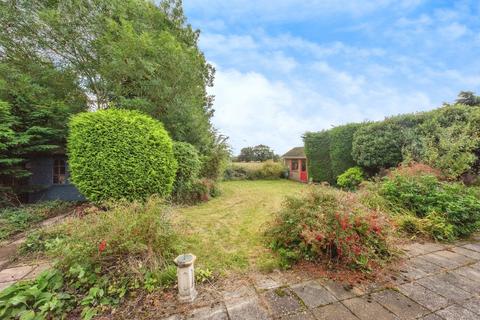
[230,162,266,170]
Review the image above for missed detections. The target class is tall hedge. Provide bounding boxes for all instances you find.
[172,141,201,193]
[329,123,362,179]
[303,131,334,183]
[352,121,404,170]
[68,109,177,201]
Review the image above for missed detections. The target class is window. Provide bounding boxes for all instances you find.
[291,159,299,171]
[301,160,306,172]
[53,159,66,184]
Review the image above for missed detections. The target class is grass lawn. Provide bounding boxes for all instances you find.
[175,180,306,274]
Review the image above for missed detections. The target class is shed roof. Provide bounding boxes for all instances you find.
[282,147,306,159]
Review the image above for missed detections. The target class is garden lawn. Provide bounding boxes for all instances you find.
[175,180,306,274]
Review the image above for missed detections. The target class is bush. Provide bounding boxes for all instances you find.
[329,123,362,179]
[224,161,286,180]
[172,141,201,203]
[337,167,364,190]
[267,187,395,271]
[352,121,404,171]
[68,109,177,202]
[379,169,480,239]
[303,131,334,183]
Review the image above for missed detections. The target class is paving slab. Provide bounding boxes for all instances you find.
[451,266,480,283]
[342,296,398,320]
[450,246,480,260]
[417,275,472,303]
[290,280,337,308]
[280,310,315,319]
[225,296,270,320]
[262,288,303,318]
[420,314,443,320]
[462,243,480,253]
[437,272,480,294]
[372,289,429,319]
[188,304,228,320]
[462,297,480,315]
[397,282,449,312]
[23,263,51,280]
[420,252,464,269]
[0,280,15,291]
[433,250,476,265]
[223,285,256,301]
[402,243,446,257]
[252,274,281,291]
[397,264,429,281]
[322,280,364,300]
[0,265,35,283]
[435,305,479,320]
[312,302,359,320]
[407,256,443,275]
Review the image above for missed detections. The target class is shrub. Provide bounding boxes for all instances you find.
[172,141,201,202]
[337,167,364,190]
[267,187,395,271]
[329,123,362,179]
[68,109,177,202]
[352,121,404,171]
[224,161,286,180]
[379,169,480,239]
[303,131,334,183]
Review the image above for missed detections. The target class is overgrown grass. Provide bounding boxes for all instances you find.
[0,201,75,241]
[174,180,306,273]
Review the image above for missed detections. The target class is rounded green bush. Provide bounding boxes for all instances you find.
[172,141,201,192]
[337,166,364,190]
[68,109,177,201]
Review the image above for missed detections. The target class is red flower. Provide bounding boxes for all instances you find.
[315,234,324,242]
[98,240,107,253]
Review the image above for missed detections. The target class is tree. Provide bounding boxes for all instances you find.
[455,91,480,106]
[237,145,276,162]
[0,59,87,204]
[237,147,255,162]
[0,0,216,151]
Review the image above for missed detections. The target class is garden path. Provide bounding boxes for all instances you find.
[157,236,480,320]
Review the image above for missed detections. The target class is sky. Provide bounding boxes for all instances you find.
[183,0,480,155]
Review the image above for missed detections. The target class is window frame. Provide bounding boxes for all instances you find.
[291,159,299,171]
[52,159,67,185]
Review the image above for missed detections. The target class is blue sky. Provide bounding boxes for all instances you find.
[183,0,480,155]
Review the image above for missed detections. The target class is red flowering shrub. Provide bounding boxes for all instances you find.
[267,186,395,270]
[387,162,443,179]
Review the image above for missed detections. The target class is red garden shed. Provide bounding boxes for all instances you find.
[282,147,308,183]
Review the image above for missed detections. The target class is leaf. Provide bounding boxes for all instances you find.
[19,310,36,320]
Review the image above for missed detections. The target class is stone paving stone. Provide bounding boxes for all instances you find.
[397,282,449,312]
[372,289,429,319]
[342,296,398,320]
[462,243,480,253]
[0,265,34,283]
[290,280,337,308]
[262,288,303,318]
[462,297,480,315]
[225,296,270,320]
[435,305,479,320]
[322,280,364,300]
[450,246,480,260]
[398,264,429,281]
[437,272,480,294]
[252,274,281,291]
[188,304,228,320]
[0,280,15,291]
[223,285,256,301]
[23,263,51,280]
[416,275,472,303]
[420,252,461,269]
[407,256,443,275]
[451,266,480,283]
[280,310,315,320]
[402,243,446,257]
[312,302,359,320]
[420,314,443,320]
[433,250,476,265]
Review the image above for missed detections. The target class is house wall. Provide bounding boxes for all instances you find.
[28,156,85,202]
[286,158,307,182]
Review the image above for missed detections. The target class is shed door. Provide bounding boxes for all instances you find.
[300,159,307,182]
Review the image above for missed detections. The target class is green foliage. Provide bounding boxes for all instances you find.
[68,109,177,202]
[329,123,362,179]
[413,105,480,179]
[0,201,74,241]
[172,141,201,202]
[352,121,404,170]
[267,187,394,271]
[0,59,87,205]
[0,0,216,152]
[337,167,364,190]
[379,170,480,239]
[224,161,287,181]
[237,145,277,162]
[303,131,334,183]
[199,133,231,181]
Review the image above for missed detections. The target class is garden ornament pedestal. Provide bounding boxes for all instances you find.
[174,253,197,302]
